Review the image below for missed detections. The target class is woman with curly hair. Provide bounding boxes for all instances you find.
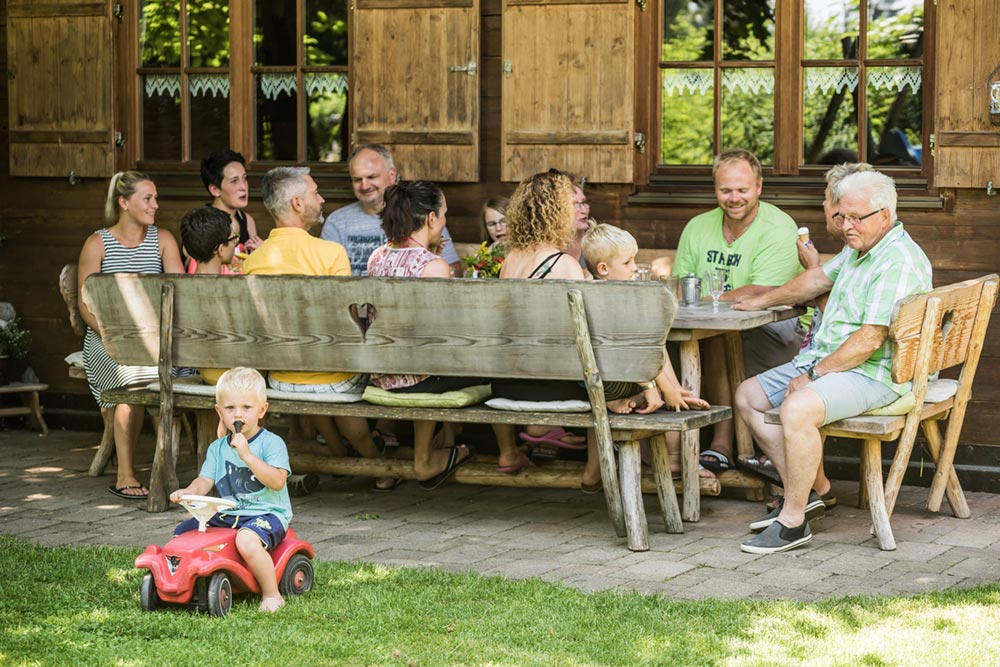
[489,171,605,491]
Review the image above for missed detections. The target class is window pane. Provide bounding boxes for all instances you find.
[140,0,181,67]
[721,68,774,163]
[804,0,859,60]
[802,67,859,164]
[305,0,348,66]
[661,69,714,164]
[190,75,230,155]
[188,0,230,68]
[661,0,713,62]
[255,0,296,66]
[256,74,298,160]
[721,0,775,61]
[868,66,922,166]
[868,0,923,59]
[306,74,348,162]
[142,75,182,160]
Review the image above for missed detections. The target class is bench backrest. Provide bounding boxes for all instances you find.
[889,274,998,384]
[82,274,676,382]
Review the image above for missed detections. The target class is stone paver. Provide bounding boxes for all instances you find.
[1,428,999,602]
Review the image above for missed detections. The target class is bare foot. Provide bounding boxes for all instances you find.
[259,595,285,612]
[607,397,638,414]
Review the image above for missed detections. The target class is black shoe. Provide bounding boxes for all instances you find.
[749,491,825,533]
[741,520,812,554]
[288,473,320,498]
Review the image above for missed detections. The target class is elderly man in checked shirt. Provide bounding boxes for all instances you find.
[730,169,932,555]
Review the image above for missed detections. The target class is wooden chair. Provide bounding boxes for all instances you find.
[765,274,998,550]
[59,264,115,476]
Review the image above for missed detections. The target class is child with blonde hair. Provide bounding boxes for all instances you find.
[170,367,292,612]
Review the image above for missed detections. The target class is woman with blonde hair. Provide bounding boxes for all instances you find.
[78,171,184,499]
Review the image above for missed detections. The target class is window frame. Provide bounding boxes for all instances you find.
[639,0,935,184]
[120,0,352,173]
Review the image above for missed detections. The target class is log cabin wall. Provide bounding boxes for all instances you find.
[0,0,997,487]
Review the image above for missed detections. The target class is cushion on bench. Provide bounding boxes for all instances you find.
[486,398,592,413]
[150,382,364,403]
[362,384,491,408]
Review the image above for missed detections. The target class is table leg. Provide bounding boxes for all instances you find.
[723,332,752,460]
[679,340,701,522]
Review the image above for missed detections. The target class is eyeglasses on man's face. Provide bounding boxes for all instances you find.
[485,218,505,230]
[833,208,884,226]
[225,234,240,245]
[573,200,590,211]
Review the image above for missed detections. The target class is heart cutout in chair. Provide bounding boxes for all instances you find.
[348,303,377,340]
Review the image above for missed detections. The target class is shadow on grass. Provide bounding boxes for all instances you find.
[1,534,998,666]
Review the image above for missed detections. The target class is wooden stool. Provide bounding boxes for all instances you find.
[0,382,49,435]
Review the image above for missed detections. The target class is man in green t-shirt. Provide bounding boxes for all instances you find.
[673,149,803,475]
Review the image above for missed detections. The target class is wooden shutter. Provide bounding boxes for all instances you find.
[351,0,480,182]
[6,1,114,178]
[933,0,1000,189]
[501,0,634,183]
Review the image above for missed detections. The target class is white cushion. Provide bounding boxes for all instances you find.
[64,351,85,368]
[924,379,959,403]
[148,382,364,403]
[486,398,592,413]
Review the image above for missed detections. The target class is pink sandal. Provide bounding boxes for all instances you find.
[518,428,586,450]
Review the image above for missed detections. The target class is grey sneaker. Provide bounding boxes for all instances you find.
[749,491,826,533]
[741,520,812,554]
[287,473,320,498]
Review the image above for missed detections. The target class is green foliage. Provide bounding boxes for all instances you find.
[3,535,1000,667]
[0,318,30,360]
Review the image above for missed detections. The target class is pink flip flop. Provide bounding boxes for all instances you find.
[518,428,587,450]
[496,452,532,474]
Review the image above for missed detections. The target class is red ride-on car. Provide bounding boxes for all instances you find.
[135,495,315,616]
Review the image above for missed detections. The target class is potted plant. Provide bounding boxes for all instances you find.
[0,317,31,386]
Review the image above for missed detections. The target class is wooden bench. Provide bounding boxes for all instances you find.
[82,273,732,551]
[764,274,998,550]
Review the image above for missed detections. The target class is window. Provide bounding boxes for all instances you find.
[136,0,348,164]
[658,0,926,173]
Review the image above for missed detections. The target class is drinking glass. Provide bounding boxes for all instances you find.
[705,269,727,311]
[635,263,652,281]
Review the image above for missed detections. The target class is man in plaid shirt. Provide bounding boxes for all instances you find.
[731,170,932,554]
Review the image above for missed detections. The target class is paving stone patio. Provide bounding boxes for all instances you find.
[2,427,998,601]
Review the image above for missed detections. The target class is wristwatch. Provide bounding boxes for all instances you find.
[639,381,657,390]
[807,366,821,381]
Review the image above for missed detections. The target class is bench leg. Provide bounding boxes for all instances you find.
[862,438,896,551]
[857,449,870,510]
[649,434,683,534]
[88,407,116,477]
[618,440,649,551]
[146,415,180,513]
[921,419,970,519]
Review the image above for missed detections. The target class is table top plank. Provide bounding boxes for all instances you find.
[669,303,804,339]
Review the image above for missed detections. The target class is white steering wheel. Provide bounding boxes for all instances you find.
[179,494,238,532]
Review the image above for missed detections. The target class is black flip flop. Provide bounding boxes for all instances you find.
[108,484,149,500]
[738,455,783,487]
[699,448,732,472]
[419,445,475,490]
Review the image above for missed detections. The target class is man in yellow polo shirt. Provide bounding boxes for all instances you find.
[243,167,386,496]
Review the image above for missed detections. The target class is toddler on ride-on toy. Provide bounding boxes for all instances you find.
[162,367,304,613]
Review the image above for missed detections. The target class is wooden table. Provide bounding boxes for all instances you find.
[668,302,804,521]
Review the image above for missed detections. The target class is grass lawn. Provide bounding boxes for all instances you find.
[1,534,999,666]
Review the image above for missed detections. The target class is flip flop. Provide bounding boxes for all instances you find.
[699,448,732,472]
[518,428,587,450]
[738,455,783,487]
[108,484,149,500]
[496,453,532,474]
[419,445,475,490]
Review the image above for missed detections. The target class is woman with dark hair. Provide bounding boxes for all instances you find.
[366,181,477,489]
[78,171,184,499]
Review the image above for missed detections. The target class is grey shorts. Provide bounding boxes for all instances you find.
[268,373,368,394]
[755,361,901,426]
